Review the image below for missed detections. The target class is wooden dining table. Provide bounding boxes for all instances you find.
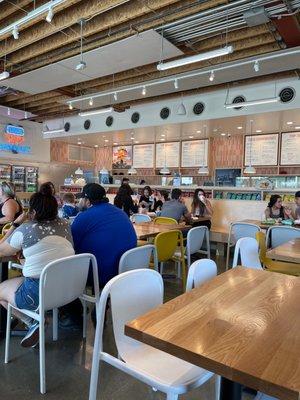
[125,267,300,400]
[242,219,300,230]
[266,237,300,263]
[133,221,190,240]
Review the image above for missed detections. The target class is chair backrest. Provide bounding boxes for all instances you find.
[186,259,217,292]
[154,230,182,262]
[186,226,208,256]
[97,269,163,358]
[131,214,151,223]
[232,237,262,269]
[2,222,12,235]
[266,225,300,248]
[118,245,157,273]
[154,217,178,225]
[39,253,98,312]
[230,222,261,244]
[256,231,268,264]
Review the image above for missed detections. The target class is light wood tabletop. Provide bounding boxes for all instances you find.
[125,267,300,400]
[133,221,190,240]
[267,238,300,263]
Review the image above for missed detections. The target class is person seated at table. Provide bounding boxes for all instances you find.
[0,182,23,228]
[264,194,292,220]
[151,190,169,212]
[114,183,138,217]
[191,188,213,229]
[121,177,130,185]
[160,188,192,223]
[0,184,74,347]
[292,191,300,221]
[139,186,153,209]
[71,183,137,326]
[61,193,79,219]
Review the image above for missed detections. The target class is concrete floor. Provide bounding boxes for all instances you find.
[0,253,256,400]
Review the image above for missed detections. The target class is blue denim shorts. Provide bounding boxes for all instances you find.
[15,278,39,311]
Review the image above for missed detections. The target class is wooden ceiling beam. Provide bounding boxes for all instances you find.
[1,0,183,63]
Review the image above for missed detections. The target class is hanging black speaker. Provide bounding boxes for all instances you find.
[193,102,205,115]
[84,120,91,130]
[106,116,114,127]
[231,95,246,110]
[131,112,140,124]
[279,87,295,103]
[64,122,71,132]
[160,107,170,120]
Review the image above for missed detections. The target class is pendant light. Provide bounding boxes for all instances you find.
[244,120,256,174]
[75,167,84,175]
[176,95,186,116]
[128,166,137,175]
[160,143,170,174]
[198,127,209,174]
[100,167,108,174]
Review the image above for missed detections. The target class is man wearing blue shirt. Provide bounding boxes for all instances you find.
[72,183,137,286]
[60,183,137,329]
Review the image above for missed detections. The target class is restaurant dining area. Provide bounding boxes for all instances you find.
[0,1,299,400]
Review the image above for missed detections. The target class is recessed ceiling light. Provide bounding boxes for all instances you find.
[104,139,109,142]
[94,144,98,148]
[286,121,293,125]
[113,142,118,145]
[161,134,166,137]
[189,135,194,139]
[221,133,226,136]
[103,135,106,138]
[295,126,300,130]
[135,141,139,143]
[213,128,218,132]
[160,138,165,141]
[130,136,134,140]
[77,141,82,145]
[196,130,201,133]
[256,130,262,133]
[237,126,243,130]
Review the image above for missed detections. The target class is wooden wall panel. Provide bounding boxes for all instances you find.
[50,140,95,167]
[95,147,112,170]
[210,136,244,169]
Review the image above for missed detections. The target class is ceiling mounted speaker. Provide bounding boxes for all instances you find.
[131,112,140,124]
[64,122,70,132]
[84,119,91,130]
[232,95,246,110]
[106,116,113,127]
[193,102,205,115]
[160,107,170,120]
[279,87,295,103]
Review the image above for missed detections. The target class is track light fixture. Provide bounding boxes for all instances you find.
[46,7,54,23]
[174,79,179,89]
[142,86,146,96]
[0,71,10,81]
[254,60,259,72]
[69,103,73,110]
[113,92,118,101]
[89,98,93,106]
[12,26,19,40]
[209,70,215,82]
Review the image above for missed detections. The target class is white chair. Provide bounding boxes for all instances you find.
[118,244,158,273]
[232,237,262,269]
[186,226,210,268]
[89,269,220,400]
[131,213,151,223]
[186,259,217,292]
[226,222,261,270]
[5,253,99,394]
[266,225,300,248]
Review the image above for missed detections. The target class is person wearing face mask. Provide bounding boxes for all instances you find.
[191,188,213,229]
[0,183,74,347]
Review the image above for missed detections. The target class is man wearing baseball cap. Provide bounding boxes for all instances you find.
[71,183,137,289]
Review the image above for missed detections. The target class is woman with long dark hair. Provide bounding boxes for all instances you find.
[265,194,292,220]
[191,188,213,229]
[0,183,74,347]
[114,184,138,216]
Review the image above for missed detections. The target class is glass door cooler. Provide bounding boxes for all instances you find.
[25,167,38,192]
[12,166,26,192]
[0,164,12,183]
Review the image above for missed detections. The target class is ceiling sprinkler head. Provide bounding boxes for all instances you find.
[76,60,87,71]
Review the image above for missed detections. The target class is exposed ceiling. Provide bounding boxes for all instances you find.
[53,108,300,147]
[0,0,299,122]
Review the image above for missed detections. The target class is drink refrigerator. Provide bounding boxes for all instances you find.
[0,164,11,183]
[12,166,26,192]
[26,167,38,192]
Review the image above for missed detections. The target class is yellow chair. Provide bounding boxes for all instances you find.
[2,223,12,235]
[154,217,178,225]
[256,231,300,277]
[154,230,186,289]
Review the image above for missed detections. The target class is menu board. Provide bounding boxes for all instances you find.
[181,139,208,167]
[280,132,300,165]
[112,145,132,169]
[156,142,180,168]
[133,144,154,168]
[244,134,278,166]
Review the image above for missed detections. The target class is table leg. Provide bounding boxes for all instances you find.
[220,378,242,400]
[0,261,8,339]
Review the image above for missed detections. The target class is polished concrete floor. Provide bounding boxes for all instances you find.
[0,253,256,400]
